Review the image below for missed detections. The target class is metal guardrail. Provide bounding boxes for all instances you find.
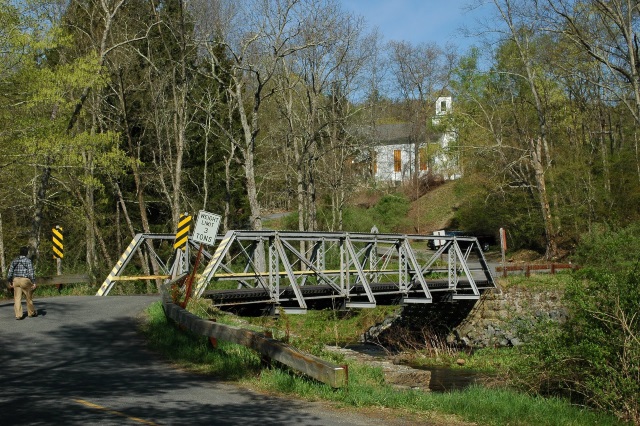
[161,278,347,388]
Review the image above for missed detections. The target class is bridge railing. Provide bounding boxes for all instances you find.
[98,230,497,313]
[191,230,496,313]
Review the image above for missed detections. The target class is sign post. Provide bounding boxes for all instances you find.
[499,227,507,278]
[173,213,192,251]
[173,213,192,277]
[52,225,63,290]
[181,211,221,307]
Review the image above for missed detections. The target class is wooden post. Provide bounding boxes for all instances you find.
[208,319,218,349]
[500,227,507,278]
[181,243,203,308]
[261,330,273,368]
[56,258,62,292]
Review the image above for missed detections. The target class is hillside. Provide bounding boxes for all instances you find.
[264,181,462,235]
[398,181,460,235]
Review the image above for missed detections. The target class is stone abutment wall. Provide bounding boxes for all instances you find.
[365,285,568,349]
[449,286,568,347]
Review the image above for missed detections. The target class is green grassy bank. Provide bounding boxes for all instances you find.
[140,301,624,426]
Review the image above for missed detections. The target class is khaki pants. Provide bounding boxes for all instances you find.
[13,277,36,319]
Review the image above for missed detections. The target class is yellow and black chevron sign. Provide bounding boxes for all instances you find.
[52,225,63,259]
[173,213,192,251]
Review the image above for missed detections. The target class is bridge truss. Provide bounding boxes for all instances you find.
[98,230,496,314]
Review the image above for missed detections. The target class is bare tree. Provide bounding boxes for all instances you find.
[196,0,320,231]
[543,0,640,187]
[272,0,373,235]
[545,1,640,125]
[386,40,454,186]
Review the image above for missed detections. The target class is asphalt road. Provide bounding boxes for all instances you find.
[0,295,414,426]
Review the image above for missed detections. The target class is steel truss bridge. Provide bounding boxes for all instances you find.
[97,230,497,314]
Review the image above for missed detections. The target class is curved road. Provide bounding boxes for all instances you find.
[0,295,413,425]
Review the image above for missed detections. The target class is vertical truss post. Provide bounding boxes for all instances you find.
[279,239,342,294]
[274,235,307,313]
[398,241,408,291]
[451,242,481,300]
[299,239,324,287]
[268,236,279,302]
[448,242,458,290]
[369,237,379,283]
[317,238,325,271]
[169,246,190,279]
[340,237,347,292]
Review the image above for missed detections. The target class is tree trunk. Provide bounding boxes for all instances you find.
[244,146,262,231]
[29,163,51,262]
[116,71,160,280]
[69,183,113,268]
[114,182,151,277]
[531,137,557,259]
[0,213,5,277]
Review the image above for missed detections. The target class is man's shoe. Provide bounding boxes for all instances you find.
[16,317,23,320]
[28,314,37,317]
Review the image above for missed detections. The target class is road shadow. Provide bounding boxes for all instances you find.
[0,298,334,425]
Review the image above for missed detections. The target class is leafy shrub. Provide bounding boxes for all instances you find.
[370,193,410,232]
[324,205,376,232]
[515,268,640,423]
[573,223,640,272]
[453,184,545,252]
[513,226,640,423]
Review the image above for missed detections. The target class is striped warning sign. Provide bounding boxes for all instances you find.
[52,225,63,259]
[173,213,192,250]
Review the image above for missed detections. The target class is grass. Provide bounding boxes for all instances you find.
[403,181,461,234]
[252,368,622,426]
[498,273,575,291]
[141,302,263,379]
[140,300,626,426]
[242,306,399,350]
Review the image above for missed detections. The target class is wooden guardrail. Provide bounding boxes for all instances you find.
[161,293,347,388]
[37,274,91,286]
[3,274,91,293]
[495,263,578,277]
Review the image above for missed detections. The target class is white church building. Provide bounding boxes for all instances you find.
[368,96,459,184]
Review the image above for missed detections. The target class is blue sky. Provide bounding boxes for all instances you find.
[340,0,493,52]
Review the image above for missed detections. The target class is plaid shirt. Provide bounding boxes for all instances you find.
[7,255,35,282]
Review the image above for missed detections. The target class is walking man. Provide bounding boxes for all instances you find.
[7,247,37,320]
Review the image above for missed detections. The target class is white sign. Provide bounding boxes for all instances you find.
[192,210,221,246]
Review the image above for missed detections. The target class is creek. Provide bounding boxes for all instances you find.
[339,343,487,392]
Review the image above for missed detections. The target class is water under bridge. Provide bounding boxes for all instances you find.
[97,229,497,316]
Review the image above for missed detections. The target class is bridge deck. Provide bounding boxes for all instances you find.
[204,279,493,309]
